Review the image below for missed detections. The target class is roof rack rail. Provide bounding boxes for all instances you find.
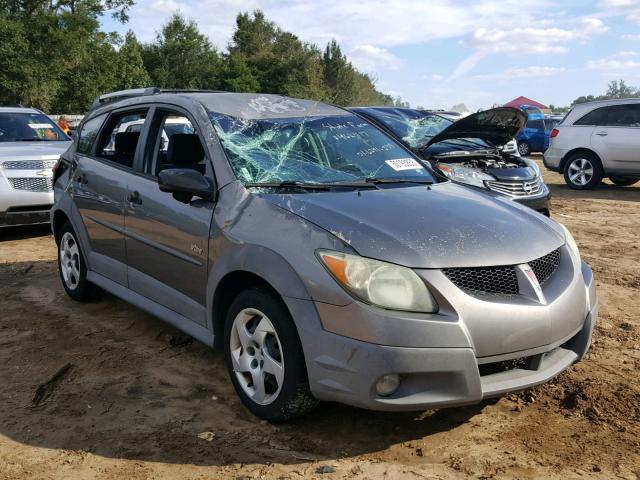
[91,87,160,109]
[91,88,224,109]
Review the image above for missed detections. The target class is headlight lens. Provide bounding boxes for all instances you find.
[522,157,541,177]
[559,223,580,262]
[317,250,438,313]
[436,163,494,189]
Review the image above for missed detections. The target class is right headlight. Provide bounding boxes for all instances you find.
[317,250,438,313]
[559,223,581,262]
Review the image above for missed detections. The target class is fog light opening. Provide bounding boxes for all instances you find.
[375,374,400,397]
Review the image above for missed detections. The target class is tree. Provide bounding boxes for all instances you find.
[142,14,221,90]
[572,79,639,105]
[115,31,150,90]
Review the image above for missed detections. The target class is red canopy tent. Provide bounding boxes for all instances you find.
[503,96,548,110]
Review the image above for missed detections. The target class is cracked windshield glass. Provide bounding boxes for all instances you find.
[209,113,435,185]
[373,111,452,150]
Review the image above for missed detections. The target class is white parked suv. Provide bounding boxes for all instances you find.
[0,107,71,226]
[543,98,640,189]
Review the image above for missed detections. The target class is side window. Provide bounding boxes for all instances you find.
[601,104,640,127]
[145,111,206,176]
[526,119,544,130]
[95,111,148,168]
[77,114,107,154]
[575,107,606,126]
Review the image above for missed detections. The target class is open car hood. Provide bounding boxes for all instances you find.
[426,107,526,148]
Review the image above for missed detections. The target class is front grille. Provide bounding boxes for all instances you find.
[2,160,57,170]
[443,265,519,296]
[444,248,561,296]
[486,177,542,197]
[8,177,53,191]
[529,248,561,285]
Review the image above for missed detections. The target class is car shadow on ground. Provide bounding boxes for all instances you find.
[548,182,640,202]
[0,259,491,467]
[0,224,51,241]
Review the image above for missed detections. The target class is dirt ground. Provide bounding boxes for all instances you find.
[0,157,639,480]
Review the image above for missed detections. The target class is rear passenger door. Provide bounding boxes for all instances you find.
[71,108,149,285]
[589,104,640,174]
[124,107,215,326]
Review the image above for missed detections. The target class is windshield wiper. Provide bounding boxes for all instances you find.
[244,181,333,190]
[364,177,434,185]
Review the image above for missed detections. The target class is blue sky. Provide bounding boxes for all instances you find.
[102,0,640,110]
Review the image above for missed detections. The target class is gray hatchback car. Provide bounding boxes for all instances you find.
[51,89,598,422]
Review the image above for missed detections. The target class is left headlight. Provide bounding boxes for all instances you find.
[317,250,438,313]
[523,157,541,177]
[436,163,494,189]
[559,223,581,262]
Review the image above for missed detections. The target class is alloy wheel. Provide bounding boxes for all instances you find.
[59,231,81,290]
[567,158,594,186]
[229,308,284,405]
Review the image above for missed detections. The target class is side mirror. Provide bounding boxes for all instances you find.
[158,168,214,201]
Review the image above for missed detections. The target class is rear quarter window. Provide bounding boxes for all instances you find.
[77,114,107,154]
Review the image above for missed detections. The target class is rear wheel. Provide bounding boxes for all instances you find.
[609,176,639,187]
[224,287,317,422]
[517,141,530,156]
[57,222,100,301]
[563,153,603,190]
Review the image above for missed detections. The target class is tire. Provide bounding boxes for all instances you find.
[56,222,101,301]
[609,176,639,187]
[563,152,603,190]
[517,141,530,156]
[224,287,318,422]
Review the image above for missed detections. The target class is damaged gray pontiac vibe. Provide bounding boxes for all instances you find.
[51,89,598,422]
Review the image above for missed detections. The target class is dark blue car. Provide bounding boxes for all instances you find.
[516,114,561,156]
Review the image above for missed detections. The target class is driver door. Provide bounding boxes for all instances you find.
[124,107,216,326]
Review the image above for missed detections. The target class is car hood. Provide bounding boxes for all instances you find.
[426,107,526,148]
[263,182,564,269]
[0,141,71,161]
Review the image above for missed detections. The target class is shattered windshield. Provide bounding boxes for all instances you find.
[209,113,435,185]
[372,111,452,150]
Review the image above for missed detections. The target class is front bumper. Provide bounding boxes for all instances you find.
[293,259,597,411]
[0,189,53,227]
[512,189,551,216]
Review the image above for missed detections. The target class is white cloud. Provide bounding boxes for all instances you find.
[586,57,640,71]
[423,74,444,81]
[599,0,640,23]
[348,45,403,72]
[614,50,638,56]
[503,66,567,77]
[465,18,608,55]
[622,33,640,39]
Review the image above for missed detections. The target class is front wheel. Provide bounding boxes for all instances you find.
[224,288,317,422]
[563,153,603,190]
[609,176,639,187]
[57,222,100,301]
[518,141,530,156]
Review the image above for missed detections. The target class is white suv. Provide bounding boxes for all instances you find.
[0,107,71,226]
[543,98,640,189]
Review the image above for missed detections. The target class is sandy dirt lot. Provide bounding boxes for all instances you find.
[0,158,639,480]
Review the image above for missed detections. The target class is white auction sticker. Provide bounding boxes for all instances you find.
[28,123,54,129]
[384,158,424,171]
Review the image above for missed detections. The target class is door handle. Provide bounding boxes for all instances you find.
[595,131,608,136]
[128,191,142,205]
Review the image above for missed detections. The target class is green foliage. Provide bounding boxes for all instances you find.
[0,5,399,113]
[572,79,639,105]
[141,14,221,90]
